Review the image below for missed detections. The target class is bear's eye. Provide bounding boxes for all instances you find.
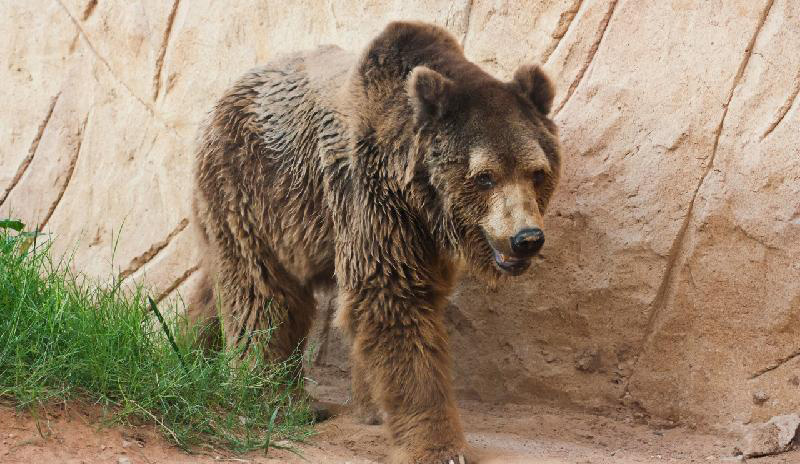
[474,172,496,190]
[532,170,545,187]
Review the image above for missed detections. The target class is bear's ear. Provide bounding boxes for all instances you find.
[407,65,454,125]
[511,64,555,115]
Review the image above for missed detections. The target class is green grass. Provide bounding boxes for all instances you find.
[0,220,313,453]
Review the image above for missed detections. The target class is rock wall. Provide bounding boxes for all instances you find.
[2,0,798,432]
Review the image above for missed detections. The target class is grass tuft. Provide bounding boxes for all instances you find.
[0,221,313,452]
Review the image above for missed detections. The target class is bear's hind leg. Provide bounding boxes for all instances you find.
[213,238,317,363]
[186,267,222,351]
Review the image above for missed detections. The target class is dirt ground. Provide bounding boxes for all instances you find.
[2,396,799,464]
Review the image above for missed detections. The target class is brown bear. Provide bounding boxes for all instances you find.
[189,21,561,464]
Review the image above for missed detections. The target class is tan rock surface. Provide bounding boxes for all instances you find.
[2,0,798,435]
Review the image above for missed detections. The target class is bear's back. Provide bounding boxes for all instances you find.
[194,45,357,285]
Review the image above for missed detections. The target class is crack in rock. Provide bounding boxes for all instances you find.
[55,0,180,139]
[542,0,584,65]
[152,0,181,102]
[0,92,60,209]
[56,0,153,113]
[81,0,98,21]
[460,0,475,48]
[625,0,777,392]
[155,264,199,303]
[41,111,89,229]
[750,348,800,379]
[118,218,190,281]
[762,67,800,140]
[554,0,618,115]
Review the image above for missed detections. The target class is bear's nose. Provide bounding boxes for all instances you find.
[510,228,545,257]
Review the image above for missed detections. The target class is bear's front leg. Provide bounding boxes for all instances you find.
[347,290,469,464]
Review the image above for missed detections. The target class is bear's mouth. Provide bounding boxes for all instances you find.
[492,250,531,276]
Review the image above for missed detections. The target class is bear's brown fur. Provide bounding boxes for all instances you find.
[190,21,561,464]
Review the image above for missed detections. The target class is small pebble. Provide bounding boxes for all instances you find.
[752,391,769,405]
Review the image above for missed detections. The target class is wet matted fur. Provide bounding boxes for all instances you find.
[190,21,561,464]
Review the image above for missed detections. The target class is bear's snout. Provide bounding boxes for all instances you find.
[510,227,544,258]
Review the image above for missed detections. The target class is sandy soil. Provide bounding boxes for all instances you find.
[2,397,798,464]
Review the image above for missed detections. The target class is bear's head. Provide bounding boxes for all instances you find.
[408,62,560,278]
[351,22,561,278]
